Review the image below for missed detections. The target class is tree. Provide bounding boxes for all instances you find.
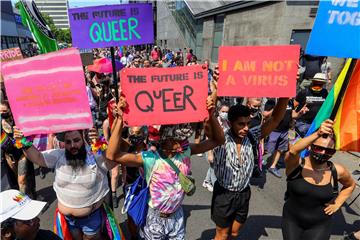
[41,13,72,44]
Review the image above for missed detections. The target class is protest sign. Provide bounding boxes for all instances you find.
[0,47,23,62]
[68,3,154,49]
[0,47,23,82]
[1,48,93,136]
[121,66,208,126]
[218,45,300,97]
[79,48,93,66]
[306,0,360,58]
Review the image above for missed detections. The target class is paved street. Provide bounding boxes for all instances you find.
[36,151,360,239]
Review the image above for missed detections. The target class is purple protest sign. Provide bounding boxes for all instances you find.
[68,4,154,49]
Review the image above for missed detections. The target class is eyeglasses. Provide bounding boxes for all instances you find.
[311,144,336,156]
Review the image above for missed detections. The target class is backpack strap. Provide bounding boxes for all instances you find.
[163,158,181,176]
[328,161,339,198]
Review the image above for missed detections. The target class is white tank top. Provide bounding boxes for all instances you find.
[42,148,109,208]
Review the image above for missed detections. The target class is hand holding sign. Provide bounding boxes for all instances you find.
[121,66,208,126]
[1,48,93,136]
[218,45,300,97]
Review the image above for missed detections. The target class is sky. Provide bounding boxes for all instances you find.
[68,0,129,8]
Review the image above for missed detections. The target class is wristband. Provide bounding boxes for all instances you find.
[13,137,33,150]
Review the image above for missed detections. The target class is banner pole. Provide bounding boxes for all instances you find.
[329,58,357,120]
[110,47,119,103]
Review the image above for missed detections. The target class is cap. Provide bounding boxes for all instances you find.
[312,73,327,82]
[0,190,46,223]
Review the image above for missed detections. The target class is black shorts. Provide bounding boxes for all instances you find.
[211,181,251,228]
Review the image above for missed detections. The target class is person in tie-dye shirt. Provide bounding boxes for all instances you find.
[109,96,225,240]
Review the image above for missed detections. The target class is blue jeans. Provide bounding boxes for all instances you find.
[204,163,217,186]
[65,207,102,236]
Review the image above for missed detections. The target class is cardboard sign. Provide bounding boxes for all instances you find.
[1,48,93,136]
[306,0,360,58]
[121,66,208,126]
[68,3,154,49]
[218,45,300,97]
[0,47,23,62]
[0,47,23,82]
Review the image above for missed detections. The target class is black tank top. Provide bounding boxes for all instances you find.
[283,164,334,226]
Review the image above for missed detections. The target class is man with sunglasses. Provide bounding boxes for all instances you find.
[0,190,61,240]
[283,119,355,240]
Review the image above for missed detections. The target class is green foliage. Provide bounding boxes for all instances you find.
[41,13,72,44]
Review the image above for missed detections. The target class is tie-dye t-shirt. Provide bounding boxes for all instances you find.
[142,148,191,214]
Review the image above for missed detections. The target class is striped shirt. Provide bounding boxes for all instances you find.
[213,128,261,192]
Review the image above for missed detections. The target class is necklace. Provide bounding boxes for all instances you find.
[313,165,330,172]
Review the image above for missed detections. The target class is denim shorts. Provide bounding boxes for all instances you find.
[266,130,289,153]
[65,207,102,236]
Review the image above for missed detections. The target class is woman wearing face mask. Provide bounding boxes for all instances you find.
[282,119,355,240]
[203,103,229,192]
[1,102,36,198]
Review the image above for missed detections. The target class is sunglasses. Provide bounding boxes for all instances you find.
[311,144,336,156]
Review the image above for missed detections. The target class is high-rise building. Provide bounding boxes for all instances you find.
[35,0,69,29]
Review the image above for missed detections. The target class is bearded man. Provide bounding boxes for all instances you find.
[13,103,123,240]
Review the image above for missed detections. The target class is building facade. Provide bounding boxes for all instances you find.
[1,0,33,51]
[157,0,344,77]
[35,0,69,29]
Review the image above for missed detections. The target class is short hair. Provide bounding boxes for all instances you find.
[228,104,251,123]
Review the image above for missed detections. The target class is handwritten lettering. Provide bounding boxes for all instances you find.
[134,85,196,113]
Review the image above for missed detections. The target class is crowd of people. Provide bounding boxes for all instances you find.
[0,45,358,240]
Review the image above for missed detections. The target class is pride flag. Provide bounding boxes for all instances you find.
[302,59,360,154]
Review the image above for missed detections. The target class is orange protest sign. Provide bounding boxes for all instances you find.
[120,65,208,126]
[218,45,300,97]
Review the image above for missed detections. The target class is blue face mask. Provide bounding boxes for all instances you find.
[219,112,228,120]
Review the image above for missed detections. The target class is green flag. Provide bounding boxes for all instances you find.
[18,0,58,53]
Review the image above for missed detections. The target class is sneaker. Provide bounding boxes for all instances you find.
[202,182,214,192]
[196,153,203,157]
[206,184,214,192]
[268,168,282,178]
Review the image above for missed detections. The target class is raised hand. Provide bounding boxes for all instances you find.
[12,126,24,140]
[317,119,334,137]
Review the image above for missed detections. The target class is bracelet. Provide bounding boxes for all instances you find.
[91,136,108,154]
[13,137,33,149]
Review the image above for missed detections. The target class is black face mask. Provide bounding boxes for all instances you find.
[250,107,259,115]
[129,135,145,145]
[310,151,332,164]
[1,112,10,119]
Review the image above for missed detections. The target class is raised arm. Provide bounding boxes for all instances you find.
[190,96,225,155]
[284,119,334,175]
[105,98,143,167]
[13,127,47,167]
[261,98,289,139]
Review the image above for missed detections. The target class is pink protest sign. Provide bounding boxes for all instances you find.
[1,48,93,136]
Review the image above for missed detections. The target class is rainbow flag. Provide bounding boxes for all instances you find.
[302,59,360,155]
[1,131,11,148]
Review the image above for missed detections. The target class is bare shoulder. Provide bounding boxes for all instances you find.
[333,162,349,179]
